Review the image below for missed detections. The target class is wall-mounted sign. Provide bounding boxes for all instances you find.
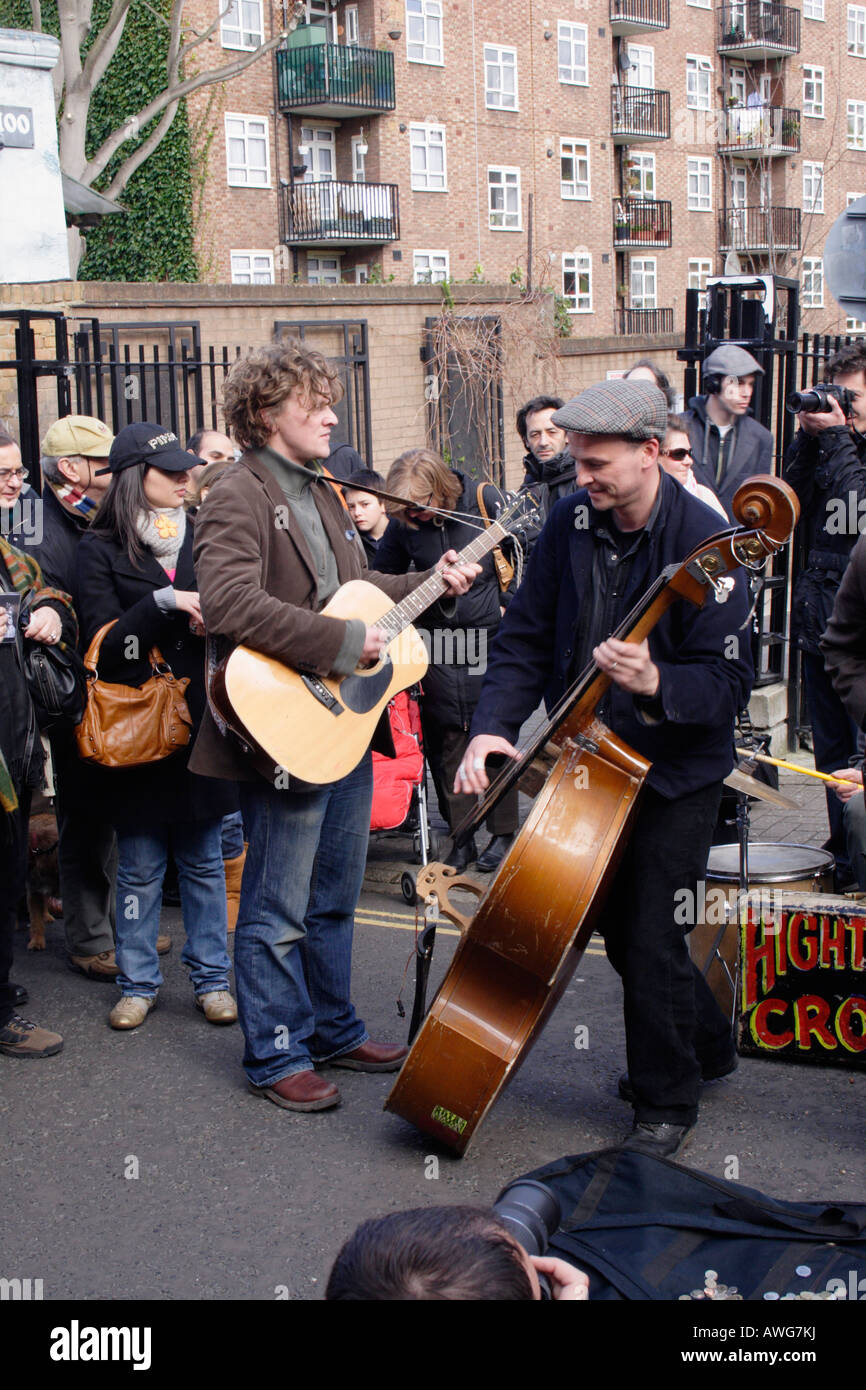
[0,106,35,149]
[738,892,866,1067]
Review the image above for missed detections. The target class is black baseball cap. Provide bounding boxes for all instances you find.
[95,421,202,476]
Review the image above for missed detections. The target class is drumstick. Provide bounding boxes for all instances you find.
[735,748,857,788]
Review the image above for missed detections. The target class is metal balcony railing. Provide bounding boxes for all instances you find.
[719,205,801,252]
[279,180,400,246]
[612,198,673,247]
[609,0,670,33]
[617,307,675,334]
[276,43,395,115]
[611,86,671,141]
[718,2,800,56]
[718,104,800,154]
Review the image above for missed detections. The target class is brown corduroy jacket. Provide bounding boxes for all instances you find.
[190,450,422,782]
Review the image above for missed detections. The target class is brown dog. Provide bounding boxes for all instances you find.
[26,796,61,951]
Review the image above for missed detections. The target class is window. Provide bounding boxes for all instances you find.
[305,1,336,41]
[626,45,654,88]
[687,157,712,211]
[686,55,713,110]
[221,0,263,50]
[803,66,824,118]
[414,250,450,283]
[803,0,824,16]
[627,152,655,198]
[687,0,711,8]
[849,5,866,55]
[351,136,366,182]
[307,255,342,285]
[848,100,866,149]
[410,124,446,191]
[407,0,443,65]
[354,264,368,284]
[803,161,824,213]
[688,258,713,290]
[630,257,657,309]
[484,45,518,109]
[848,191,866,203]
[230,250,273,284]
[560,139,591,200]
[345,5,359,44]
[728,66,746,106]
[802,257,824,308]
[562,252,592,313]
[558,22,588,85]
[488,166,521,229]
[730,163,748,207]
[225,115,270,187]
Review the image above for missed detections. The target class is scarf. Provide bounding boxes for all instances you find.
[133,506,186,580]
[49,478,98,518]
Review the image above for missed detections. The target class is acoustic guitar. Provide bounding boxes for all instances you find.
[210,493,537,785]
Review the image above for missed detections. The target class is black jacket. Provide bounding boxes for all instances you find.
[76,525,236,831]
[33,486,90,620]
[374,473,511,731]
[783,425,866,655]
[682,396,773,519]
[821,532,866,730]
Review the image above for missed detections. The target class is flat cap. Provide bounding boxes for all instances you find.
[703,344,764,378]
[41,415,113,459]
[551,379,668,441]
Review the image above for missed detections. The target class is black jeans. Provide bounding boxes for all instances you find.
[421,714,519,837]
[0,787,31,1028]
[802,651,860,885]
[601,781,733,1127]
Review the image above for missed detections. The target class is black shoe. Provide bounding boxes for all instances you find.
[621,1121,694,1158]
[11,984,28,1007]
[475,833,515,874]
[618,1053,738,1105]
[445,836,477,872]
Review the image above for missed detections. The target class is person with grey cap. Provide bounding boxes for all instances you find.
[457,378,752,1158]
[681,343,772,519]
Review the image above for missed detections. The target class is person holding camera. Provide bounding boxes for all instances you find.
[681,343,772,519]
[783,340,866,887]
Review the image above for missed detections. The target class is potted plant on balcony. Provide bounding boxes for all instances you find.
[781,115,799,145]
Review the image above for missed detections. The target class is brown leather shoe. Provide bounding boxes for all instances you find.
[330,1040,408,1072]
[156,933,172,955]
[68,950,118,981]
[249,1070,341,1112]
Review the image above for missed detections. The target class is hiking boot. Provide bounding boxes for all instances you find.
[0,1013,63,1059]
[68,950,118,981]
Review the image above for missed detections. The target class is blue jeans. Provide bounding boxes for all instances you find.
[115,819,231,998]
[221,810,245,859]
[236,756,373,1087]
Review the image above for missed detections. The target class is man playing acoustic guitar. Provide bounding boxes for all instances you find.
[459,379,752,1156]
[191,338,479,1112]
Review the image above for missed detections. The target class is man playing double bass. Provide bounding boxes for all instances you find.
[459,379,752,1156]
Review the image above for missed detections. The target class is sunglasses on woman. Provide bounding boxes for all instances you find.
[659,448,693,462]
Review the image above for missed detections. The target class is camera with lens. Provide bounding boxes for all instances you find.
[493,1177,561,1299]
[786,383,854,416]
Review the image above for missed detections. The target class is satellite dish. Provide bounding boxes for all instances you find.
[724,251,743,275]
[824,196,866,320]
[618,49,634,70]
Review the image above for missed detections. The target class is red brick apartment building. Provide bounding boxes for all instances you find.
[187,0,866,335]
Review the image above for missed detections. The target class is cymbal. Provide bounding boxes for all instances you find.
[724,766,799,810]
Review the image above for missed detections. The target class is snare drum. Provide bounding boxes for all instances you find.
[689,843,836,1016]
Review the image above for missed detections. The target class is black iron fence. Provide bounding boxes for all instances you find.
[612,198,673,247]
[611,86,671,141]
[609,0,670,29]
[617,307,674,335]
[718,1,800,52]
[719,205,801,252]
[276,43,395,113]
[280,180,400,245]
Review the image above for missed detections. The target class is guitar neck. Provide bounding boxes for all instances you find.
[377,518,510,640]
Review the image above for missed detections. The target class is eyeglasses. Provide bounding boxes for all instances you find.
[407,493,434,511]
[659,448,693,462]
[0,468,28,484]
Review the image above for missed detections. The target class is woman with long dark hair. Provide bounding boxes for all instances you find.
[77,423,237,1030]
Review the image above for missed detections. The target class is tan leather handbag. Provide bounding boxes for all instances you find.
[75,620,193,768]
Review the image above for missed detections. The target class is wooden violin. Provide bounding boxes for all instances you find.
[384,476,799,1155]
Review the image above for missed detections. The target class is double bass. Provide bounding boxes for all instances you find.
[385,476,799,1155]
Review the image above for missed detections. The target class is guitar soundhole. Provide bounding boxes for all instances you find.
[339,657,395,713]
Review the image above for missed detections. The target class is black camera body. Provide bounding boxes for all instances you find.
[786,383,855,416]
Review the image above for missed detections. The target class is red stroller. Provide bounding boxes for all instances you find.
[370,686,431,903]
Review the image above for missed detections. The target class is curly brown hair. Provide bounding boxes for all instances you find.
[385,448,463,527]
[222,337,343,450]
[825,339,866,384]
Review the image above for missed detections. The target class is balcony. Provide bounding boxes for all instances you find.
[617,308,675,334]
[718,105,800,156]
[717,3,800,58]
[276,43,396,118]
[279,180,400,248]
[612,198,672,247]
[609,0,670,35]
[611,87,671,143]
[719,205,801,252]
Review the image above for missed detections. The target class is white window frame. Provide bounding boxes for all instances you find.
[413,249,450,284]
[306,254,342,285]
[848,191,866,203]
[345,5,359,45]
[802,257,824,308]
[803,0,824,17]
[627,152,656,198]
[560,138,591,200]
[728,66,746,106]
[686,55,713,110]
[848,100,866,150]
[220,0,264,51]
[687,0,711,8]
[230,250,274,284]
[849,5,866,56]
[730,164,748,208]
[305,0,336,41]
[687,156,712,211]
[626,44,654,88]
[803,161,824,213]
[803,66,824,118]
[410,123,447,191]
[351,136,366,182]
[354,264,369,284]
[488,166,522,230]
[484,44,518,110]
[562,252,593,313]
[406,0,443,66]
[224,114,270,188]
[557,21,588,86]
[688,258,713,291]
[630,257,658,310]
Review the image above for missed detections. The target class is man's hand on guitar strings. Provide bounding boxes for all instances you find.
[436,549,482,595]
[359,625,388,665]
[593,636,660,697]
[456,734,521,794]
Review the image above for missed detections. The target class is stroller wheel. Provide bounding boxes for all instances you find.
[401,872,417,905]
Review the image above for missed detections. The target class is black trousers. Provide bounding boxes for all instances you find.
[600,781,733,1127]
[0,787,31,1028]
[421,715,519,837]
[802,651,860,885]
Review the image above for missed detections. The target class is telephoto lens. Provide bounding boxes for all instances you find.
[493,1178,562,1300]
[786,384,851,414]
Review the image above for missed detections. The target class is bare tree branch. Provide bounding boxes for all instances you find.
[102,99,179,199]
[178,0,236,61]
[30,0,42,30]
[82,0,134,93]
